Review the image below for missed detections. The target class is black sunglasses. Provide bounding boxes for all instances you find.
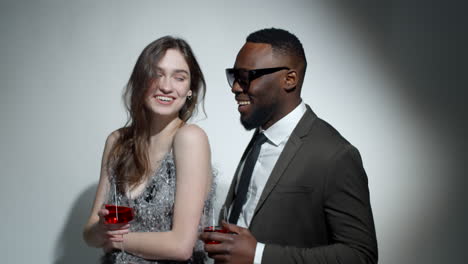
[225,67,290,90]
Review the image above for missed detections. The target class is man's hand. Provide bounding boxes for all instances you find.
[200,221,257,264]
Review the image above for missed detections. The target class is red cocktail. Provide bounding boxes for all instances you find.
[203,226,228,244]
[104,204,134,224]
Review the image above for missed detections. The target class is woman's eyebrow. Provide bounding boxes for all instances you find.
[155,67,189,75]
[173,69,189,75]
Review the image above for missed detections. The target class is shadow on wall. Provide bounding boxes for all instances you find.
[326,1,467,263]
[54,183,101,264]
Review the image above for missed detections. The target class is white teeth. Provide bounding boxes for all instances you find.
[238,101,250,106]
[156,96,173,102]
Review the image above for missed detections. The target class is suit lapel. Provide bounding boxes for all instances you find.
[251,106,317,223]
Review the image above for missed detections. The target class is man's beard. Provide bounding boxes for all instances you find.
[240,104,275,130]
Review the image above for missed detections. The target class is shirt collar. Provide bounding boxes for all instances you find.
[261,101,307,146]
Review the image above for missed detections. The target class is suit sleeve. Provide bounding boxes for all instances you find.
[262,145,378,264]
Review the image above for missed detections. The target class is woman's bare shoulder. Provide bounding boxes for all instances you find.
[105,128,124,148]
[174,124,208,144]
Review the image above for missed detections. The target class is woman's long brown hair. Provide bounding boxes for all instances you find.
[107,36,206,193]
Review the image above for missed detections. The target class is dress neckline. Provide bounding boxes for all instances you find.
[125,150,173,200]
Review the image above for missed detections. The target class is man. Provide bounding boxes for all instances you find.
[201,28,378,264]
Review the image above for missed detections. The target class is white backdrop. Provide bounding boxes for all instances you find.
[1,0,465,263]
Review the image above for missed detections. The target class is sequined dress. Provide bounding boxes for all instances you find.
[101,151,215,264]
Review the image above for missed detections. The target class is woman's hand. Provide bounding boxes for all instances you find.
[97,208,130,249]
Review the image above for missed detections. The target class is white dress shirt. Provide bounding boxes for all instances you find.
[230,101,307,263]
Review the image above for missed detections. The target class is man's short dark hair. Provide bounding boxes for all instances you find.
[246,28,307,72]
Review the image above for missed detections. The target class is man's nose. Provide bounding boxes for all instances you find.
[231,80,244,94]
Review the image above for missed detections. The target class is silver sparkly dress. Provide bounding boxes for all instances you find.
[101,151,215,264]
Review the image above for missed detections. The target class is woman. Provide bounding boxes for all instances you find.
[83,36,213,263]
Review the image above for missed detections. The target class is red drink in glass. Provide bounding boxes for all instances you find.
[104,204,134,224]
[203,226,228,244]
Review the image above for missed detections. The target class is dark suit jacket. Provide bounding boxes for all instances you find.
[224,105,378,264]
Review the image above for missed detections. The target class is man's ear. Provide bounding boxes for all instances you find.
[284,70,298,91]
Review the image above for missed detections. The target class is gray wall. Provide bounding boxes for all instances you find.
[1,0,465,263]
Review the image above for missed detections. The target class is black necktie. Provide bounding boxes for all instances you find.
[229,132,268,224]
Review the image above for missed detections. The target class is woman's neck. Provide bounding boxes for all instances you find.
[148,114,183,148]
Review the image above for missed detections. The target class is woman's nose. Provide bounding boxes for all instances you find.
[158,77,172,93]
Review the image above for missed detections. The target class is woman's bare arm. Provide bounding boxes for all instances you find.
[117,124,212,261]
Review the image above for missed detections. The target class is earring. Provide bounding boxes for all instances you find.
[187,91,192,100]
